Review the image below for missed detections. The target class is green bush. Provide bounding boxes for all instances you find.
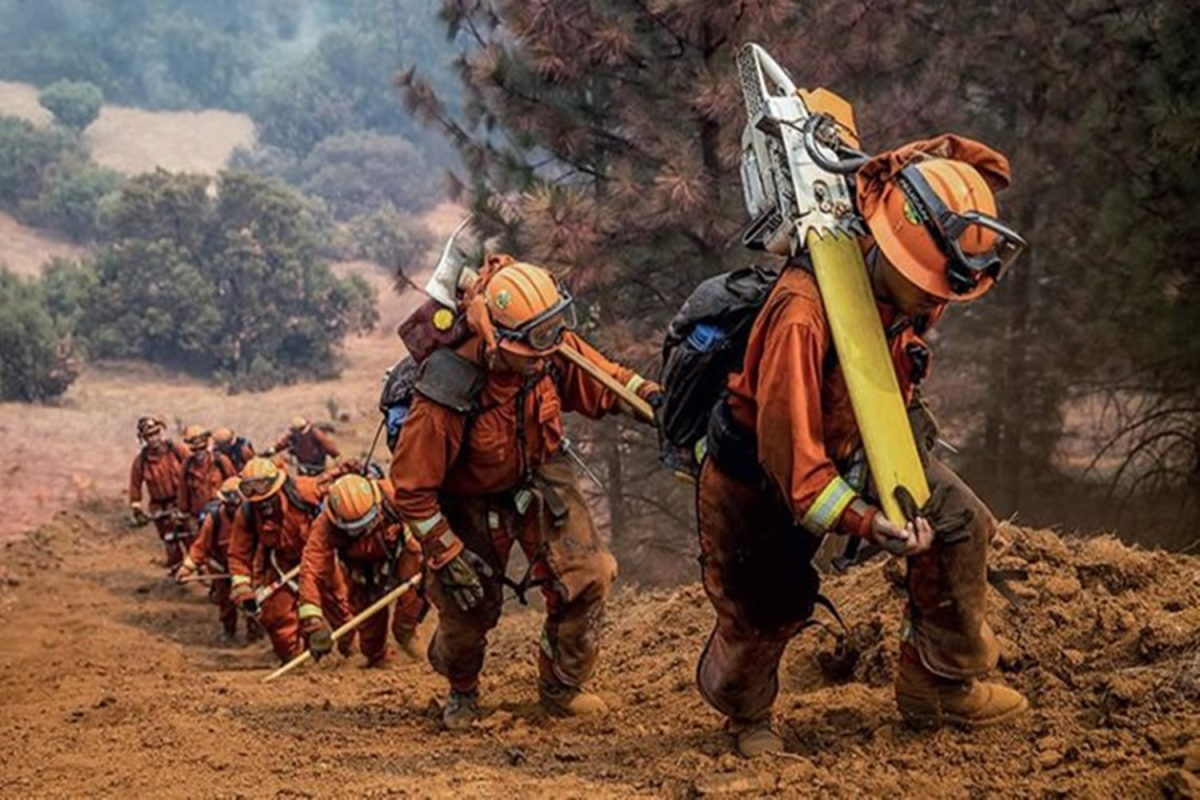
[296,132,438,220]
[37,80,104,131]
[0,115,76,209]
[23,163,124,241]
[348,205,435,270]
[77,169,378,389]
[0,269,79,402]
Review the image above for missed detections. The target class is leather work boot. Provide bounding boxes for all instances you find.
[442,688,483,731]
[539,681,608,717]
[394,627,425,662]
[895,644,1028,729]
[727,718,784,758]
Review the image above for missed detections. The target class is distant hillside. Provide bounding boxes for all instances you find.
[0,79,254,175]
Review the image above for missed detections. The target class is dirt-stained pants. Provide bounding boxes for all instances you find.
[426,455,617,693]
[349,546,427,665]
[696,454,997,724]
[208,574,238,636]
[150,500,186,568]
[260,560,355,663]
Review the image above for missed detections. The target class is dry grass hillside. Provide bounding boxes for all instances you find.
[0,79,254,175]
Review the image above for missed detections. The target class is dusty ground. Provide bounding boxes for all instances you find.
[0,512,1197,798]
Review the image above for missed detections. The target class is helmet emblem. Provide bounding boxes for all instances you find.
[902,200,921,226]
[495,289,512,310]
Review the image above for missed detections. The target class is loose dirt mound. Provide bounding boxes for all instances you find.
[1,511,1196,797]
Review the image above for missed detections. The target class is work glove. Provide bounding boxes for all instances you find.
[895,485,975,545]
[230,581,259,615]
[301,616,334,661]
[130,502,149,527]
[868,511,934,558]
[175,557,197,582]
[436,549,494,613]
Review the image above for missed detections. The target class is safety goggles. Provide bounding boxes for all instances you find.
[240,476,279,502]
[335,505,380,535]
[495,288,578,354]
[897,166,1028,295]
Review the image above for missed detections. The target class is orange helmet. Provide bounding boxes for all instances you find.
[183,424,211,449]
[212,427,234,445]
[484,262,576,356]
[864,159,1027,301]
[218,477,242,504]
[324,474,382,534]
[290,416,309,432]
[240,457,286,502]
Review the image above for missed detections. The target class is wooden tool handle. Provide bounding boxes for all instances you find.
[556,342,656,425]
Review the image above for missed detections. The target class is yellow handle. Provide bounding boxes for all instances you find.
[807,230,930,524]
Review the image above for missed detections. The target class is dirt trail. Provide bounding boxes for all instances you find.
[1,509,1197,798]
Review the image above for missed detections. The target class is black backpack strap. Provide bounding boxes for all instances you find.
[282,477,319,517]
[414,349,486,413]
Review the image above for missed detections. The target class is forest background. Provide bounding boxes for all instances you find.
[0,0,1196,580]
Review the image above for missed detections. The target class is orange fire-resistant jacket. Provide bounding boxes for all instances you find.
[129,441,190,505]
[188,501,237,569]
[177,450,237,517]
[274,428,340,469]
[227,476,324,591]
[725,266,941,536]
[297,478,419,619]
[391,331,642,527]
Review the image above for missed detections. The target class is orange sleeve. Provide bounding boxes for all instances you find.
[389,396,467,527]
[298,517,338,614]
[274,434,291,453]
[755,319,845,524]
[554,332,640,419]
[189,512,217,565]
[129,454,144,503]
[314,429,340,459]
[216,453,236,479]
[175,458,191,513]
[227,505,256,585]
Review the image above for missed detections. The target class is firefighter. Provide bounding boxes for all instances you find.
[226,457,354,663]
[696,138,1030,757]
[272,417,340,477]
[176,477,261,643]
[390,256,661,730]
[298,474,427,668]
[212,427,256,473]
[128,415,190,568]
[177,425,237,523]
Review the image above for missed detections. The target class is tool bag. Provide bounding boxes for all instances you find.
[658,264,780,478]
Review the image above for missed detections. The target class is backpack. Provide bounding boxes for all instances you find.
[378,356,420,452]
[658,264,781,478]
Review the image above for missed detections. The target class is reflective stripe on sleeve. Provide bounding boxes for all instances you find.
[625,375,646,394]
[800,475,857,535]
[297,603,323,620]
[411,513,444,538]
[230,575,251,588]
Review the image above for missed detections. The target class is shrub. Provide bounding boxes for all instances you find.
[0,269,79,402]
[37,79,104,132]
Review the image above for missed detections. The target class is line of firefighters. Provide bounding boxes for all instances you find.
[128,137,1030,759]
